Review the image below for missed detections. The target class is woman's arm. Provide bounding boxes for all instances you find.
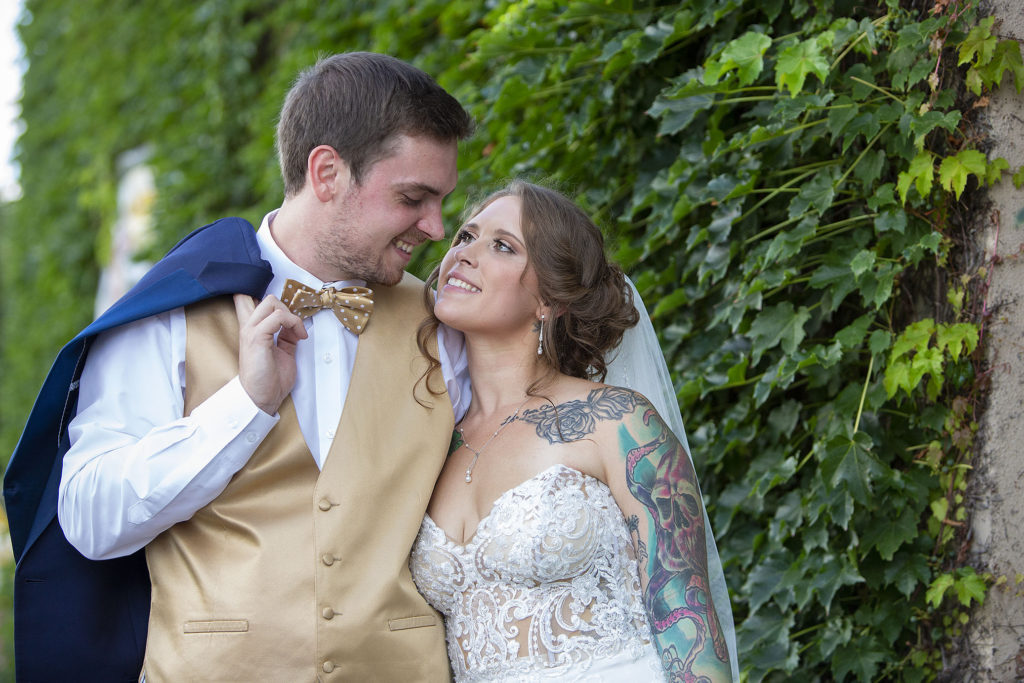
[601,388,733,682]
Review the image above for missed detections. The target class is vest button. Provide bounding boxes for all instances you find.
[322,661,335,673]
[318,499,332,511]
[322,607,335,620]
[321,553,335,566]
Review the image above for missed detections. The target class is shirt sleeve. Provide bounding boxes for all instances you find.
[437,322,472,423]
[58,307,278,560]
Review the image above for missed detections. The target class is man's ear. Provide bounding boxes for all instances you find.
[308,145,352,203]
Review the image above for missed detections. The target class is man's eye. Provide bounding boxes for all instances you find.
[401,195,423,206]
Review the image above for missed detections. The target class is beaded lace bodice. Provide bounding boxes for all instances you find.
[410,464,658,682]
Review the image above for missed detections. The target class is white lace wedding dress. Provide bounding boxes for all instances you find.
[410,464,668,682]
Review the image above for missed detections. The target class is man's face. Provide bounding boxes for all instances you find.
[315,134,458,285]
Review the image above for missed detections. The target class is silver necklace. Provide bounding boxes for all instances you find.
[456,398,530,484]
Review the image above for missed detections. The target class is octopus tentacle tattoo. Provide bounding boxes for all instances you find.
[626,407,729,680]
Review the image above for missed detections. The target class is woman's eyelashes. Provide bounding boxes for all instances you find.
[451,228,516,254]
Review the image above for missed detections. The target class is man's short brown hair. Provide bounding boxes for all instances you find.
[276,52,474,196]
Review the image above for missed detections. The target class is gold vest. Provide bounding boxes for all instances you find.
[143,273,454,682]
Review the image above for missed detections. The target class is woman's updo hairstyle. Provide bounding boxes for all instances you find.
[417,180,639,391]
[508,180,639,380]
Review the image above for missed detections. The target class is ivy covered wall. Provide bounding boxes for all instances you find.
[1,0,1021,679]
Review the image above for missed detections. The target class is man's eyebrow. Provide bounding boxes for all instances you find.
[396,182,443,196]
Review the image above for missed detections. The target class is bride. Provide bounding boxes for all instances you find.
[410,181,738,682]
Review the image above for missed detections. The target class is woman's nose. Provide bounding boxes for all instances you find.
[455,240,479,265]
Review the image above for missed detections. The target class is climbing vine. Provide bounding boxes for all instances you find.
[1,0,1021,679]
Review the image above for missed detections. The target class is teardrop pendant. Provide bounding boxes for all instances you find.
[456,397,530,484]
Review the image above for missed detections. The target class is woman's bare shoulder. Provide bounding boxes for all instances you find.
[519,377,655,446]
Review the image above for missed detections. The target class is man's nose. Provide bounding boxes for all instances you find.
[418,206,445,242]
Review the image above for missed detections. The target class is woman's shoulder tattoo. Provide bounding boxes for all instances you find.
[518,386,644,444]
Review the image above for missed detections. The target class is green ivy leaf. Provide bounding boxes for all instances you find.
[986,157,1010,185]
[926,573,955,608]
[492,75,531,115]
[821,432,878,505]
[647,93,714,135]
[937,322,980,361]
[884,360,910,398]
[707,30,772,86]
[601,29,643,78]
[866,183,897,211]
[835,313,873,350]
[651,287,688,318]
[817,616,853,660]
[843,112,881,153]
[832,636,887,681]
[976,39,1024,93]
[958,17,997,67]
[744,552,790,614]
[635,19,678,64]
[859,263,897,309]
[788,168,838,218]
[939,149,987,199]
[868,330,891,356]
[765,216,816,263]
[855,149,886,189]
[897,151,934,203]
[826,97,858,140]
[965,66,985,96]
[1014,166,1024,189]
[776,38,830,95]
[883,551,932,597]
[727,356,749,384]
[737,605,797,673]
[748,302,812,362]
[849,249,875,278]
[909,109,961,150]
[863,505,918,560]
[954,568,988,607]
[811,553,864,612]
[875,208,906,233]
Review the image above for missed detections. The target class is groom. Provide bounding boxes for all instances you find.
[5,52,472,681]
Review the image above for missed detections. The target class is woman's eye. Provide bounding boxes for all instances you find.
[494,240,514,253]
[453,229,473,245]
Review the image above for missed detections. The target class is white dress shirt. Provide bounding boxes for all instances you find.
[58,211,470,561]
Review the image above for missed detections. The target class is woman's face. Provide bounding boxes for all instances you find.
[434,195,543,339]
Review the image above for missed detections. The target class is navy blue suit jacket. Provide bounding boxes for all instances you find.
[3,217,273,682]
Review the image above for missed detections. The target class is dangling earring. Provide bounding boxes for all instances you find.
[537,315,545,356]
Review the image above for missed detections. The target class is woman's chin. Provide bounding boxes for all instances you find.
[433,302,466,330]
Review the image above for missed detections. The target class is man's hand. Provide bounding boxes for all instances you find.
[233,293,308,415]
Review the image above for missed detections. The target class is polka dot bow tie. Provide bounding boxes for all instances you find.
[281,279,375,335]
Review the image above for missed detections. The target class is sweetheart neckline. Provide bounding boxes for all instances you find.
[422,463,608,548]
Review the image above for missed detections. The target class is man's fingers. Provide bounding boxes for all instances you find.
[234,294,304,415]
[233,293,258,324]
[235,295,306,337]
[250,307,308,342]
